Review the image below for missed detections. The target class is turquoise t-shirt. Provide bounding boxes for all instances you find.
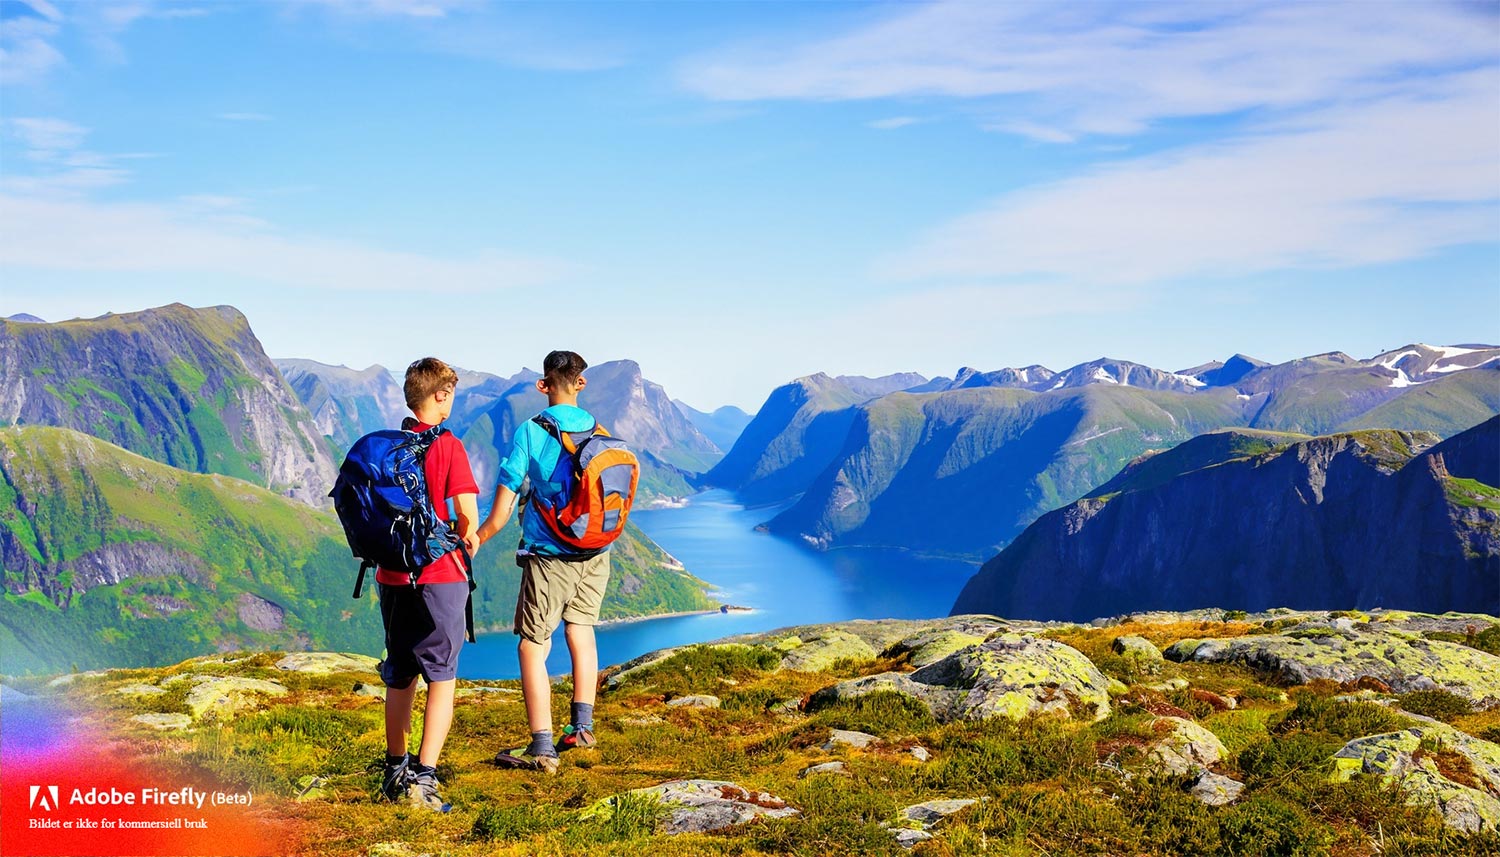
[496,404,600,556]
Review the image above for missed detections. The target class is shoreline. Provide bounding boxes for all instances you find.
[597,605,754,627]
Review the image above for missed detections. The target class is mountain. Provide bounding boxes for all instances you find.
[768,385,1251,556]
[458,359,723,503]
[275,359,407,459]
[705,373,871,504]
[950,419,1500,621]
[4,313,45,323]
[0,425,715,675]
[674,400,754,453]
[836,372,930,399]
[0,304,335,506]
[741,346,1499,557]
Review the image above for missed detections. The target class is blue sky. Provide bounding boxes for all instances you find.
[2,0,1497,411]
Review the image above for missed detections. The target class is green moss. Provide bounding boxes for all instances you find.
[1218,794,1333,857]
[1398,689,1474,723]
[808,690,937,737]
[608,644,779,697]
[1271,692,1414,740]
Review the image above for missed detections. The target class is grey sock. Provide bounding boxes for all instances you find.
[571,702,594,730]
[527,730,557,758]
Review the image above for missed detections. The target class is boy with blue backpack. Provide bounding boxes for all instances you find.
[477,350,638,775]
[330,357,480,811]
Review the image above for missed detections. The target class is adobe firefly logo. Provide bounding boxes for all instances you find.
[29,785,60,812]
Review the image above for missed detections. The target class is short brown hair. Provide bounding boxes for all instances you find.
[542,350,587,390]
[404,357,458,410]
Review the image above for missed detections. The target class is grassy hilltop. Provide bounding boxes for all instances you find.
[15,609,1500,857]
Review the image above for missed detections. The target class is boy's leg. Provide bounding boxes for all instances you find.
[385,682,417,756]
[518,637,553,733]
[564,622,597,706]
[416,679,455,768]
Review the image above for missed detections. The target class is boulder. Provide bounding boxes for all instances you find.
[909,746,932,762]
[1111,636,1165,674]
[821,729,879,751]
[584,780,798,835]
[1332,722,1500,832]
[184,677,289,720]
[353,682,386,699]
[775,629,877,672]
[890,628,995,668]
[113,683,166,697]
[274,652,381,674]
[667,694,721,709]
[898,798,979,828]
[1165,626,1500,708]
[812,634,1112,723]
[1149,716,1227,775]
[1190,771,1245,806]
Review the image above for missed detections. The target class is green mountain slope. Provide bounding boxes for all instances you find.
[0,427,714,675]
[770,386,1252,558]
[275,359,406,460]
[0,304,335,505]
[951,419,1500,620]
[1337,367,1500,437]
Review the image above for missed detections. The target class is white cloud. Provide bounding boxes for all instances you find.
[292,0,475,18]
[3,118,133,194]
[681,1,1499,139]
[0,7,64,85]
[0,194,576,293]
[868,116,919,130]
[882,70,1500,287]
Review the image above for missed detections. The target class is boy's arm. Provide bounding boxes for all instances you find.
[453,492,480,555]
[476,484,517,544]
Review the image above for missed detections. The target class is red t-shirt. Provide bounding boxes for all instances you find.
[375,422,479,586]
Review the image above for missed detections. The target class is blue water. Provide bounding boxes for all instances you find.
[458,490,980,679]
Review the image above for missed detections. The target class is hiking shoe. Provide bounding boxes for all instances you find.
[558,724,597,751]
[379,753,411,802]
[405,767,452,813]
[494,746,560,775]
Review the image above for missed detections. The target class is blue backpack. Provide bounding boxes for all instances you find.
[329,424,468,599]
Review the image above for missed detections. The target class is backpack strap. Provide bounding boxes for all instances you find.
[531,413,598,456]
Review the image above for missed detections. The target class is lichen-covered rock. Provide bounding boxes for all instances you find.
[889,626,999,668]
[799,761,847,778]
[584,780,798,835]
[777,629,877,672]
[1149,716,1227,775]
[132,713,193,730]
[821,729,878,751]
[353,682,386,699]
[1165,626,1500,707]
[1190,772,1245,806]
[812,634,1111,723]
[1112,636,1165,673]
[114,683,166,697]
[909,746,932,762]
[898,798,978,828]
[893,829,933,848]
[1331,723,1500,832]
[184,676,288,720]
[667,694,721,709]
[274,652,380,674]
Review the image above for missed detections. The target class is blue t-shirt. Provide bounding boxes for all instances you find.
[496,404,600,556]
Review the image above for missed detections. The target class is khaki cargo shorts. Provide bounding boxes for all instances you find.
[514,552,611,644]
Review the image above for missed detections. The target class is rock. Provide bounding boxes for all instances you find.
[602,646,687,689]
[184,677,289,720]
[237,593,286,632]
[114,683,166,697]
[812,634,1112,723]
[1190,771,1245,806]
[1146,678,1191,693]
[1149,716,1227,775]
[891,628,993,668]
[455,686,518,699]
[771,698,803,715]
[132,713,193,730]
[1332,723,1500,832]
[47,670,105,688]
[777,629,877,672]
[274,652,381,674]
[295,775,329,802]
[1165,627,1500,708]
[909,746,931,762]
[1112,636,1165,674]
[1107,678,1130,696]
[821,729,879,751]
[899,798,979,828]
[353,682,386,699]
[799,761,848,778]
[667,694,721,709]
[892,829,934,848]
[584,780,798,835]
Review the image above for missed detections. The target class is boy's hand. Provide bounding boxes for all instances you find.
[463,532,482,556]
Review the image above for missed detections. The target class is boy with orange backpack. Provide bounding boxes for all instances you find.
[475,350,638,774]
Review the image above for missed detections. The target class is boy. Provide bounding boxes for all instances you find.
[477,350,607,776]
[378,357,481,811]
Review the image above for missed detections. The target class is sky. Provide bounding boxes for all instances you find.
[1,0,1497,411]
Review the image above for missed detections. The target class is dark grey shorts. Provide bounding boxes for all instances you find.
[378,581,468,687]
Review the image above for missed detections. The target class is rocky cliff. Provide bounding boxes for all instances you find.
[0,304,335,505]
[951,419,1500,620]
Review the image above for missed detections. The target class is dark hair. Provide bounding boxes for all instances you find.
[404,357,458,410]
[542,350,587,389]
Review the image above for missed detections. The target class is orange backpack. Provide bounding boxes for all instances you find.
[529,413,640,554]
